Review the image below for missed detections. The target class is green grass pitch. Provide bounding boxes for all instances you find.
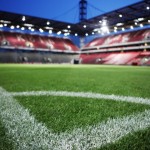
[0,64,150,150]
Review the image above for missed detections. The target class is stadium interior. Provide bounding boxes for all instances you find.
[0,0,150,65]
[0,1,150,149]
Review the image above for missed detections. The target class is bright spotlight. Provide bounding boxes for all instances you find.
[100,18,109,34]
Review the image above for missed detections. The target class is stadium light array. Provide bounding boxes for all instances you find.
[114,30,117,33]
[31,28,35,32]
[116,23,124,26]
[10,25,15,29]
[67,32,70,36]
[119,14,122,18]
[140,24,143,28]
[22,16,26,21]
[49,30,52,34]
[46,21,50,25]
[75,33,78,36]
[83,25,87,28]
[130,26,134,29]
[57,31,61,35]
[114,26,117,30]
[64,32,68,36]
[85,33,88,36]
[138,18,144,22]
[134,22,138,25]
[0,20,11,24]
[63,29,69,32]
[100,18,109,34]
[0,24,3,28]
[98,30,101,33]
[21,27,25,30]
[39,28,44,33]
[24,23,34,27]
[122,27,125,31]
[16,25,20,28]
[45,26,53,30]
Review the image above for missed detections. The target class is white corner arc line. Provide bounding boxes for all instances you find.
[11,90,150,105]
[1,87,150,149]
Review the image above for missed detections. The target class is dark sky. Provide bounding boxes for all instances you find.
[0,0,141,23]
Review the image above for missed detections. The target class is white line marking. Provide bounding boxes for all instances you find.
[0,87,57,149]
[1,87,150,149]
[11,90,150,105]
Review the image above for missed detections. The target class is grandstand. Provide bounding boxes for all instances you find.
[0,0,150,65]
[80,28,150,65]
[0,31,79,63]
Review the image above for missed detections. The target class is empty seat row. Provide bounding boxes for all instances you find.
[80,51,150,66]
[85,29,150,48]
[0,31,79,51]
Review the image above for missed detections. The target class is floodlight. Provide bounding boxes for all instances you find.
[146,6,150,10]
[119,14,122,18]
[130,26,134,29]
[67,25,71,28]
[0,24,3,28]
[31,28,35,32]
[49,30,52,34]
[140,24,143,27]
[83,25,86,28]
[100,18,109,34]
[47,21,50,25]
[16,25,20,28]
[22,16,26,21]
[10,25,15,29]
[21,27,25,30]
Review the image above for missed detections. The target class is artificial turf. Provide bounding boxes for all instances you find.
[0,64,150,98]
[0,121,14,150]
[98,127,150,150]
[16,96,150,133]
[0,64,150,149]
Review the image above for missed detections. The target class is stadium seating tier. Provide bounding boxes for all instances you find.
[0,31,79,52]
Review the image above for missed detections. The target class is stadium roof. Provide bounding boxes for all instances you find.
[0,0,150,36]
[79,0,150,35]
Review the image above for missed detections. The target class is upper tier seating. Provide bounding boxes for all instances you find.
[0,31,79,52]
[84,29,150,48]
[80,28,150,66]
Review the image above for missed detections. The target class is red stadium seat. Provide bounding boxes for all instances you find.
[0,31,79,52]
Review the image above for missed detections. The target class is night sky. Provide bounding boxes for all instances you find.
[0,0,141,23]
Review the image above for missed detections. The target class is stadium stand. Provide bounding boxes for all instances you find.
[0,31,79,63]
[0,29,150,65]
[80,29,150,66]
[83,29,150,47]
[0,1,150,65]
[0,31,79,51]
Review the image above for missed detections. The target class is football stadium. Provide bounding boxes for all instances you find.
[0,0,150,149]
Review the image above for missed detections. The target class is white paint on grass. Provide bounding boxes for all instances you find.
[0,87,58,150]
[1,87,150,149]
[11,90,150,105]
